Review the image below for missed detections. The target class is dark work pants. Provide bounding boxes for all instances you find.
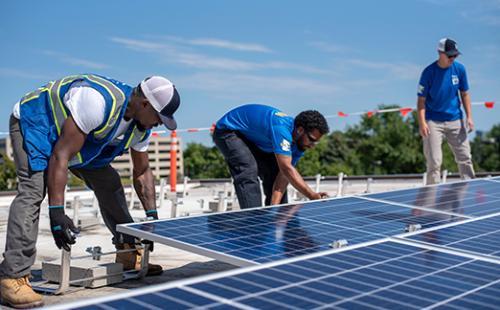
[213,128,287,209]
[0,115,135,279]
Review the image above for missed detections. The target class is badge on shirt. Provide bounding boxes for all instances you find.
[418,84,424,95]
[452,75,459,85]
[280,139,291,152]
[275,112,288,117]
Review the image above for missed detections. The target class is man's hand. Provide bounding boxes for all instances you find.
[49,206,79,251]
[311,192,329,200]
[419,122,430,138]
[466,117,474,133]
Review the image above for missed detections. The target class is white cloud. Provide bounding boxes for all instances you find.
[0,68,49,80]
[187,37,273,53]
[111,36,331,74]
[42,50,109,69]
[308,41,353,53]
[175,72,339,102]
[345,59,421,80]
[110,37,173,52]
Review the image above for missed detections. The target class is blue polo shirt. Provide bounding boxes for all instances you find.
[216,104,304,165]
[417,61,469,121]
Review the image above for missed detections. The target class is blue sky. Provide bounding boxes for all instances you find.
[1,0,499,147]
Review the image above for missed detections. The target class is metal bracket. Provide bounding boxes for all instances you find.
[405,223,422,233]
[86,246,103,261]
[330,239,349,249]
[34,242,152,295]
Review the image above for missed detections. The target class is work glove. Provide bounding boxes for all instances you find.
[49,206,80,251]
[142,209,158,252]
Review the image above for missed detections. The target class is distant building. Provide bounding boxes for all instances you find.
[0,134,183,180]
[111,134,184,180]
[0,136,14,162]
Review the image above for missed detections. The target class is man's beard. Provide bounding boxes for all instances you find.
[137,122,146,131]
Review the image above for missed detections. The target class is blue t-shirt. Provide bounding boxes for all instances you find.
[417,61,469,121]
[216,104,304,165]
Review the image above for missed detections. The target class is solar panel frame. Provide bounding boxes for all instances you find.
[45,238,500,310]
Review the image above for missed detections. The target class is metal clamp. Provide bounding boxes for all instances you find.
[405,223,422,233]
[330,239,349,249]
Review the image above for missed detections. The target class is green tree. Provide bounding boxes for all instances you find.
[0,154,17,190]
[471,124,500,171]
[183,142,230,179]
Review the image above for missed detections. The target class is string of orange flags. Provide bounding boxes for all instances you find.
[0,101,495,136]
[154,101,496,135]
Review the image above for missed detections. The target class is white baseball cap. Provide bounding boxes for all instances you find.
[437,38,461,57]
[140,76,180,130]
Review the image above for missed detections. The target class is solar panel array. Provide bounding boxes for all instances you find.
[119,196,466,265]
[53,177,500,309]
[51,240,500,310]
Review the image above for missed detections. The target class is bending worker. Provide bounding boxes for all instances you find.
[0,74,180,308]
[213,104,329,209]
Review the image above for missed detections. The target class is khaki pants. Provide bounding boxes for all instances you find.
[423,119,475,185]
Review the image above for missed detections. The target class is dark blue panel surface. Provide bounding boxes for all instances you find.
[126,197,463,263]
[70,241,500,310]
[408,215,500,258]
[367,180,500,216]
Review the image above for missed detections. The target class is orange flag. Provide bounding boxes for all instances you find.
[399,108,413,117]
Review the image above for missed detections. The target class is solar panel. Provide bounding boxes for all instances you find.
[404,214,500,259]
[118,197,464,265]
[366,179,500,216]
[47,240,500,310]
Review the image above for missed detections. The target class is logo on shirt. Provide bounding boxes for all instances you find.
[275,112,288,117]
[280,139,291,152]
[452,75,459,85]
[418,84,425,95]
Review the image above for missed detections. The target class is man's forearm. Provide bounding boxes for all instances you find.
[48,155,69,206]
[462,92,472,119]
[271,172,289,205]
[280,165,316,199]
[133,167,156,211]
[417,97,426,125]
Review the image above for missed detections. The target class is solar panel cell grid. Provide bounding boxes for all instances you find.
[64,241,500,310]
[121,197,463,264]
[407,215,500,258]
[366,180,500,216]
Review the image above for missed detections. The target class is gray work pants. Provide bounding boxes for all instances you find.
[423,119,475,185]
[213,128,288,209]
[0,115,135,279]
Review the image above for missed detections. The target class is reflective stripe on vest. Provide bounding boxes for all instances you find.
[85,75,126,139]
[20,82,53,105]
[44,74,126,166]
[125,125,148,149]
[46,75,126,139]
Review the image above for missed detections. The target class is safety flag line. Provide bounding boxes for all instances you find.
[0,101,494,136]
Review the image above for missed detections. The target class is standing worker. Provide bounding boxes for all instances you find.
[0,74,180,308]
[213,104,329,209]
[417,38,475,185]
